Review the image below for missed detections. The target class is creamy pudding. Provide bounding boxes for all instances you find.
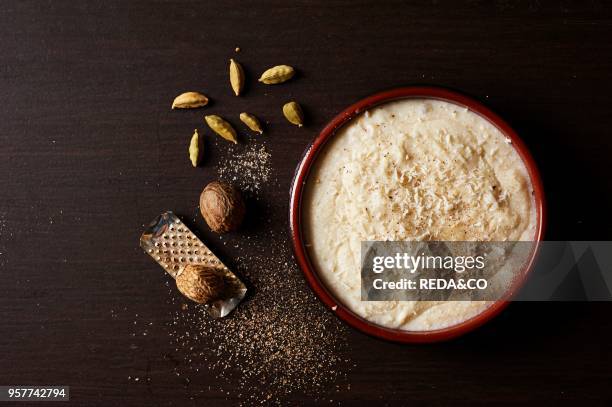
[303,99,537,331]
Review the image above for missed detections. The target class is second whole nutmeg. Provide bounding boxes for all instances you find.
[176,264,225,303]
[200,181,246,233]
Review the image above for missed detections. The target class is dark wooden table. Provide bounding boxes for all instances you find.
[2,1,612,405]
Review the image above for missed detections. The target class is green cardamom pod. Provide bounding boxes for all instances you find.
[205,115,238,144]
[258,65,295,84]
[229,59,244,96]
[282,101,304,127]
[239,112,263,134]
[189,129,201,167]
[172,92,209,109]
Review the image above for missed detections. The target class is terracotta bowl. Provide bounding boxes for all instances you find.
[289,86,546,343]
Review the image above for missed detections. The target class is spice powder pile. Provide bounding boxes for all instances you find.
[217,143,272,194]
[168,230,352,404]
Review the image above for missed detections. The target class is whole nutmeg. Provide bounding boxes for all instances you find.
[176,264,225,303]
[199,181,246,233]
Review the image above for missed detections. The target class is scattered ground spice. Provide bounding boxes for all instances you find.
[168,230,352,404]
[217,143,271,193]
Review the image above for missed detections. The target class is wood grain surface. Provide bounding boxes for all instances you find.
[1,1,612,405]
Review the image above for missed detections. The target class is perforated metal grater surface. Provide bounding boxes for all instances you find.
[140,211,247,317]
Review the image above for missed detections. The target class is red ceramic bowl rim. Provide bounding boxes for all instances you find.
[289,86,547,343]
